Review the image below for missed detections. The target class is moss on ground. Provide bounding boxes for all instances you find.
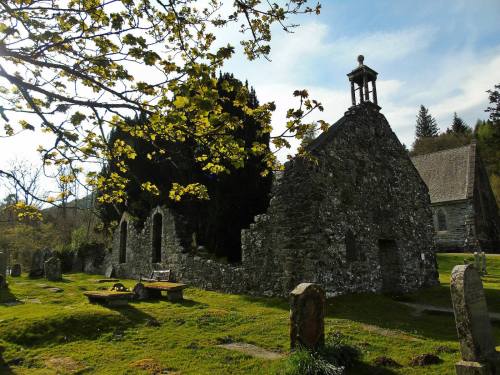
[0,253,498,374]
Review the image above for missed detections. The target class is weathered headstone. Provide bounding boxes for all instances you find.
[29,248,53,277]
[290,283,326,350]
[0,252,7,288]
[450,264,500,375]
[481,252,487,275]
[10,263,21,277]
[473,252,481,272]
[105,264,116,278]
[44,257,62,281]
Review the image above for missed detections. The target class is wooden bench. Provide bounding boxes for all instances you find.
[137,282,188,302]
[83,290,134,306]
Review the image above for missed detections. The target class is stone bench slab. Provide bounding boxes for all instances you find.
[83,291,134,306]
[143,282,187,292]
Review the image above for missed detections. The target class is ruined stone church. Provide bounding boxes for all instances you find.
[412,143,500,252]
[107,57,439,297]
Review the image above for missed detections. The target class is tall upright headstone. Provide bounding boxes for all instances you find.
[0,252,7,288]
[481,252,487,275]
[473,252,481,272]
[450,264,500,375]
[290,283,326,351]
[30,248,53,277]
[44,257,62,281]
[10,263,21,277]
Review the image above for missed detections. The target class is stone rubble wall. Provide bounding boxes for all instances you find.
[431,200,472,252]
[105,104,439,297]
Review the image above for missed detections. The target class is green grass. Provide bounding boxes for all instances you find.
[0,253,499,374]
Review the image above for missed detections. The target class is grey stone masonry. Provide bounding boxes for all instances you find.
[44,257,62,281]
[105,102,439,297]
[290,283,326,350]
[450,264,500,375]
[0,252,7,288]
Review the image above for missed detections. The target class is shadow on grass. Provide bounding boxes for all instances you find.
[348,362,399,375]
[0,287,19,304]
[1,301,159,348]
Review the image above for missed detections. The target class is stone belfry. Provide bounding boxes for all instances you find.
[347,55,380,109]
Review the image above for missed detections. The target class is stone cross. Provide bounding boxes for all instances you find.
[10,263,21,277]
[290,283,326,351]
[0,252,7,288]
[44,257,62,281]
[450,264,500,374]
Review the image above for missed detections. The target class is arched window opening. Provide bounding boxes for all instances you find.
[437,209,447,231]
[119,221,127,264]
[345,230,357,262]
[152,213,163,263]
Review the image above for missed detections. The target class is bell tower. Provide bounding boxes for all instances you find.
[347,55,379,109]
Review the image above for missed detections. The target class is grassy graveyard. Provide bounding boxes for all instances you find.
[0,253,499,374]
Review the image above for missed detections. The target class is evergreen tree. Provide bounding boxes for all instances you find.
[486,84,500,123]
[415,105,438,138]
[97,74,272,263]
[448,112,471,134]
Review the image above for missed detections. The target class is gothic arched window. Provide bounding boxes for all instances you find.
[152,213,163,263]
[119,221,127,263]
[437,209,447,231]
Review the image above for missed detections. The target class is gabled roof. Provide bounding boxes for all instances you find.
[411,144,475,203]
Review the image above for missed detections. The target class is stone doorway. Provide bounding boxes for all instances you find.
[378,239,401,294]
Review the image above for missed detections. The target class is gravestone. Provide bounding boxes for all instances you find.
[450,264,500,375]
[473,252,481,272]
[481,252,487,275]
[44,257,62,281]
[10,264,21,277]
[105,264,116,278]
[0,252,7,288]
[29,248,53,277]
[290,283,326,350]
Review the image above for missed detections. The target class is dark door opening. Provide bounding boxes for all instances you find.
[152,213,162,263]
[119,221,127,264]
[378,239,401,294]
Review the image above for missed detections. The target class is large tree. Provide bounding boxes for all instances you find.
[448,112,471,134]
[486,83,500,123]
[0,0,325,211]
[98,73,272,261]
[415,105,438,138]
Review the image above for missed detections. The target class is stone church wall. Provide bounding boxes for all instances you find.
[431,200,473,252]
[106,104,439,297]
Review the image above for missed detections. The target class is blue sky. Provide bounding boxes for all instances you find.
[1,0,499,198]
[220,0,500,152]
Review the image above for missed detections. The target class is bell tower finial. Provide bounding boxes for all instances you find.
[347,56,379,109]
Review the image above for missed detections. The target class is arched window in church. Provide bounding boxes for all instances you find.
[119,221,127,263]
[437,209,447,231]
[152,213,163,263]
[345,230,357,262]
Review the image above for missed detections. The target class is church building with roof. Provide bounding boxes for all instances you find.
[411,143,500,252]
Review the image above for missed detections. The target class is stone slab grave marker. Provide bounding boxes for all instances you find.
[44,257,62,281]
[290,283,326,350]
[30,248,53,277]
[10,263,21,277]
[450,264,500,375]
[0,252,7,288]
[473,252,481,272]
[481,252,487,275]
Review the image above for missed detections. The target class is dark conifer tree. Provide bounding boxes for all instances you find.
[97,74,272,262]
[415,105,438,138]
[446,112,470,134]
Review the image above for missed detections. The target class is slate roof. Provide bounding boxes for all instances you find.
[411,145,475,203]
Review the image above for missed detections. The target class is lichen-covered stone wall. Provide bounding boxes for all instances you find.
[105,103,439,297]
